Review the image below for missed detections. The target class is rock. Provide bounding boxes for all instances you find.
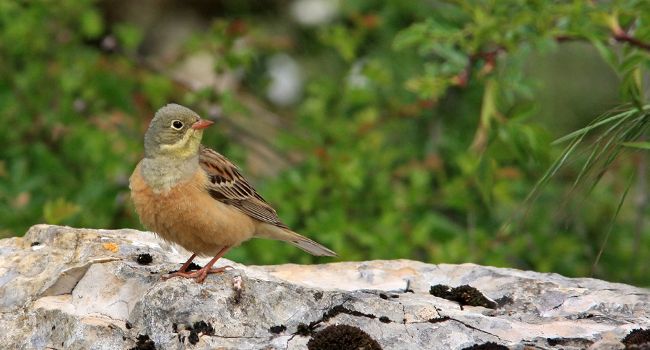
[0,225,648,350]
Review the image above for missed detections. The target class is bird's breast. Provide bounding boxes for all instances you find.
[129,162,257,255]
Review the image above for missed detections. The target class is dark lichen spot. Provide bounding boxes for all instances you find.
[307,324,382,350]
[51,325,55,330]
[183,321,214,344]
[429,284,452,299]
[168,262,202,274]
[429,284,497,309]
[269,325,287,334]
[296,323,313,336]
[136,253,153,265]
[428,316,450,323]
[187,262,201,271]
[623,329,650,348]
[129,334,156,350]
[378,316,390,323]
[452,285,497,309]
[379,293,388,300]
[460,342,508,350]
[390,294,399,298]
[296,303,389,337]
[125,321,132,329]
[313,291,323,301]
[188,330,199,345]
[547,338,593,347]
[31,241,40,246]
[192,321,214,336]
[323,305,376,322]
[494,295,514,307]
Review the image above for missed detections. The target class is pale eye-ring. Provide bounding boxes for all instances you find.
[171,120,183,130]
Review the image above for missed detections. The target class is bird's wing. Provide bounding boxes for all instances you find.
[199,145,288,228]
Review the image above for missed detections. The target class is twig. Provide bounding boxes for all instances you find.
[453,26,650,87]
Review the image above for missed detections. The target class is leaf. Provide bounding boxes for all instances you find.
[591,175,633,276]
[620,141,650,149]
[114,24,143,52]
[80,9,104,38]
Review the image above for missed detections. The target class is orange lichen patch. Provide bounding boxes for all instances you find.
[102,242,119,253]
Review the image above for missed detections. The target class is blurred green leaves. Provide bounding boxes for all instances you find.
[43,198,80,225]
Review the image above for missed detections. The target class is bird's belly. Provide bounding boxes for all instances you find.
[130,167,256,256]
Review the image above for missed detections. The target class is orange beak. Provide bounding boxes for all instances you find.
[191,119,214,130]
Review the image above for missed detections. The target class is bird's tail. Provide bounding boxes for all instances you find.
[255,224,337,257]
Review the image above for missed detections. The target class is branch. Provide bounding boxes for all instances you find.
[612,31,650,52]
[453,27,650,87]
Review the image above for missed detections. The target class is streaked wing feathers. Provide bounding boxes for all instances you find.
[199,145,287,228]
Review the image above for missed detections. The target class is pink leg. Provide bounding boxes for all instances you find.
[177,253,197,273]
[163,247,231,283]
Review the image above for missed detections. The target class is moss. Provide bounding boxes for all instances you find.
[192,321,214,336]
[427,316,450,323]
[167,262,202,274]
[623,329,650,349]
[460,342,508,350]
[429,284,497,309]
[185,321,214,345]
[187,262,202,271]
[429,285,452,299]
[322,305,376,323]
[546,338,593,347]
[307,324,382,350]
[129,334,155,350]
[187,331,199,345]
[136,253,153,265]
[494,295,514,307]
[269,325,287,334]
[296,323,313,336]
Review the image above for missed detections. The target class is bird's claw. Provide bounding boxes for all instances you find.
[162,265,233,283]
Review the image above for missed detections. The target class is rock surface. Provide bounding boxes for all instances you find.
[0,225,648,350]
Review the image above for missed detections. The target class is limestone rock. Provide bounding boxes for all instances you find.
[0,225,648,349]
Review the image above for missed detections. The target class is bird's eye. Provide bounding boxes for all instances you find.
[171,120,183,130]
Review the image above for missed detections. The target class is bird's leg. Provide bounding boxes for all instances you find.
[162,246,232,283]
[177,253,197,273]
[193,246,232,283]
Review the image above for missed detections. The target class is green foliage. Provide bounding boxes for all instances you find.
[1,1,649,285]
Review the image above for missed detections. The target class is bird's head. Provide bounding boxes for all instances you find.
[144,104,214,159]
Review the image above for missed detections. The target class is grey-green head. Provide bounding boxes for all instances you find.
[144,104,214,159]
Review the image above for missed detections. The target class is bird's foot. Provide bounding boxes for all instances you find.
[162,265,233,283]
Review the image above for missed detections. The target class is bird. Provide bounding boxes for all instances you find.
[129,104,336,283]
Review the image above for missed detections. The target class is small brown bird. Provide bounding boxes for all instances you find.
[129,104,336,283]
